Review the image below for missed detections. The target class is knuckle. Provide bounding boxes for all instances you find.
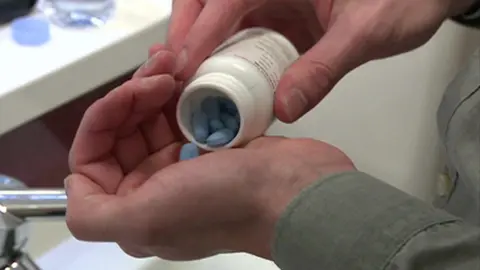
[121,80,138,90]
[306,59,336,91]
[283,59,336,111]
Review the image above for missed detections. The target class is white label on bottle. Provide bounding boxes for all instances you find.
[212,29,298,90]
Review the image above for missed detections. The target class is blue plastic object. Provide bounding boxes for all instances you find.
[190,96,240,147]
[218,97,238,116]
[179,143,200,161]
[191,110,209,143]
[220,113,239,132]
[209,118,224,132]
[201,97,220,119]
[206,129,235,147]
[11,17,51,46]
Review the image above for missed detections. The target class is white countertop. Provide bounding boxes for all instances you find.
[0,0,172,136]
[0,0,175,269]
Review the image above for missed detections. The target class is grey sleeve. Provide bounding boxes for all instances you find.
[272,172,480,270]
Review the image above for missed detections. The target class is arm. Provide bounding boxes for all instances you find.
[273,172,480,270]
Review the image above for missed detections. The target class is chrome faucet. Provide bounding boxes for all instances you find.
[0,175,67,270]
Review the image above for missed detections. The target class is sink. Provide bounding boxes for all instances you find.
[30,220,279,270]
[140,254,279,270]
[27,220,72,260]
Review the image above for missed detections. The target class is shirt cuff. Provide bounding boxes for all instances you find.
[272,171,460,270]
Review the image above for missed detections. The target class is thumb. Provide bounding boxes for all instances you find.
[275,20,369,123]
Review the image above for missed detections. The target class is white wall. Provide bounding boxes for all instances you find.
[268,21,480,201]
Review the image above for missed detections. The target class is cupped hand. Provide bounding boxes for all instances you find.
[66,47,355,260]
[166,0,474,123]
[67,135,354,260]
[67,48,181,198]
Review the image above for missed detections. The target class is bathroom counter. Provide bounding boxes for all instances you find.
[0,0,171,136]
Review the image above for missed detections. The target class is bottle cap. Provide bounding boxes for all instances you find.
[11,17,51,46]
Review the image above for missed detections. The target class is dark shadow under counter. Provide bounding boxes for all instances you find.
[0,70,135,188]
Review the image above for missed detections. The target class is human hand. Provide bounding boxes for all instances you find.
[66,80,355,260]
[166,0,474,123]
[66,46,183,196]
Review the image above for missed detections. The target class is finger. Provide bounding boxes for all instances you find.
[166,0,203,53]
[274,19,368,123]
[70,75,175,179]
[140,114,177,153]
[133,47,175,78]
[113,130,149,174]
[149,44,166,57]
[65,174,126,242]
[116,143,182,196]
[161,82,186,140]
[173,0,266,80]
[113,74,179,173]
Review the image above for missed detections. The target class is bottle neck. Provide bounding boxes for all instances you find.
[178,73,256,150]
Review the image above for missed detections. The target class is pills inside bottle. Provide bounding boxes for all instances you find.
[177,27,299,151]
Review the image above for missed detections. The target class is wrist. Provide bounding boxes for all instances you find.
[236,138,356,259]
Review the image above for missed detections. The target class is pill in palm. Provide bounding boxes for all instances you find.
[179,143,200,161]
[206,128,235,147]
[201,96,220,119]
[209,118,224,131]
[220,113,239,132]
[191,110,209,143]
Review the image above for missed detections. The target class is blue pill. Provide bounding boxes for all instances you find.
[220,113,239,132]
[191,110,209,143]
[201,97,220,119]
[206,129,235,147]
[209,118,224,131]
[218,97,238,116]
[180,143,200,161]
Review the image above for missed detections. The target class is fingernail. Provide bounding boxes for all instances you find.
[133,57,152,78]
[175,49,188,74]
[143,50,162,71]
[285,88,308,121]
[142,57,153,71]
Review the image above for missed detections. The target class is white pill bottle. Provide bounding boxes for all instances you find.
[176,27,299,151]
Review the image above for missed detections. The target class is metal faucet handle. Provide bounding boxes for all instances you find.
[0,175,67,270]
[0,189,67,219]
[0,210,29,269]
[0,175,67,219]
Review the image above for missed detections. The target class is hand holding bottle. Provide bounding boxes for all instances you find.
[167,0,474,123]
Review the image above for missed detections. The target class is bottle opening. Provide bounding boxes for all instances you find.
[178,87,242,150]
